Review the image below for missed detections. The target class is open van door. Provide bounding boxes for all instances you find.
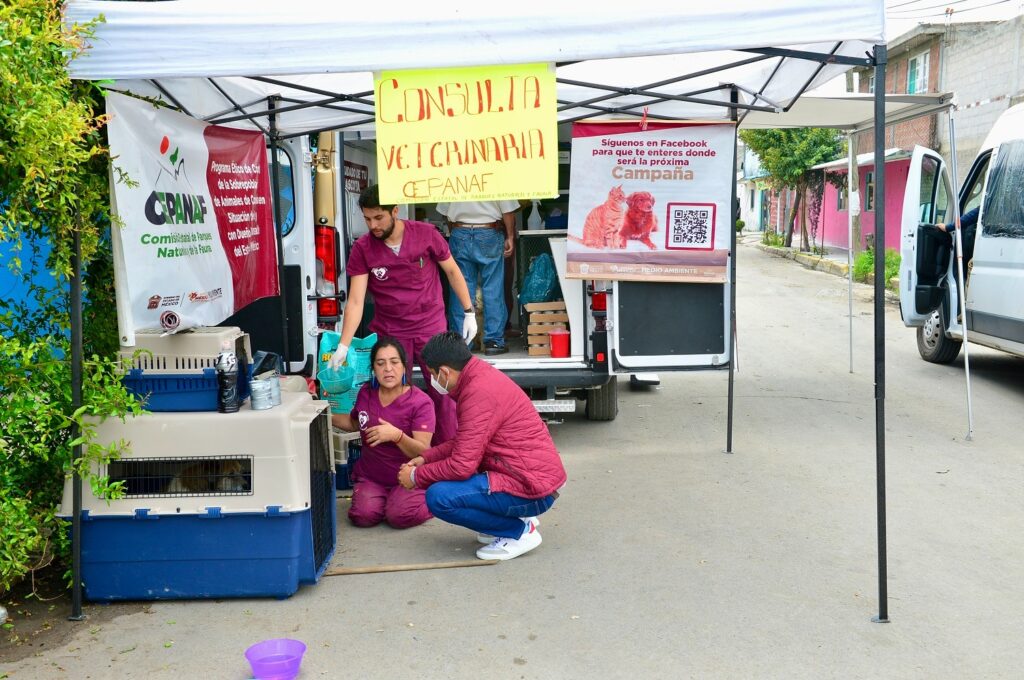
[899,146,954,327]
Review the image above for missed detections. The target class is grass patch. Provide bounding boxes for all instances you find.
[852,247,901,290]
[761,230,785,248]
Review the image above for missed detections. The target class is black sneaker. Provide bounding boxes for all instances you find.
[484,341,508,356]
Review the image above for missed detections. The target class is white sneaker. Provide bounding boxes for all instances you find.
[476,516,538,544]
[475,520,542,561]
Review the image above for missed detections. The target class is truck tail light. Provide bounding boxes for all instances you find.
[314,224,340,321]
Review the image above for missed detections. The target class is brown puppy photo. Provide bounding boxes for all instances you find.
[618,191,658,249]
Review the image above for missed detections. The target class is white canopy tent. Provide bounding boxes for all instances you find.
[66,1,882,80]
[63,0,895,623]
[742,93,953,131]
[66,1,885,133]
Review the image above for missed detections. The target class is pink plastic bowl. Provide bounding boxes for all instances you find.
[245,638,306,680]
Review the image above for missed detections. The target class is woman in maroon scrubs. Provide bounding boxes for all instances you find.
[331,338,435,528]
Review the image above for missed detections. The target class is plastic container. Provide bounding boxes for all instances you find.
[123,367,251,412]
[335,444,361,491]
[245,638,306,680]
[549,328,570,358]
[269,375,282,406]
[119,327,251,374]
[58,393,337,602]
[318,365,355,411]
[527,200,543,229]
[250,378,275,410]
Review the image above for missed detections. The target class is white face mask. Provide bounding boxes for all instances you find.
[430,368,450,396]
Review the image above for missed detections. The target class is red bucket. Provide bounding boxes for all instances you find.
[549,328,570,358]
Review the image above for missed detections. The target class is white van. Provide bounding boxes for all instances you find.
[230,132,735,421]
[899,103,1024,363]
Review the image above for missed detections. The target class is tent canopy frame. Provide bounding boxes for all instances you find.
[62,2,892,624]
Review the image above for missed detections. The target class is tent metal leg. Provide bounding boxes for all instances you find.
[726,88,739,454]
[946,113,975,441]
[871,43,890,625]
[69,226,86,621]
[847,133,856,374]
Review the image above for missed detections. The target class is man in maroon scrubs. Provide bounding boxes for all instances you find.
[330,185,475,443]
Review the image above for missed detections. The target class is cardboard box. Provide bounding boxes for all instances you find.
[524,301,566,312]
[527,323,566,335]
[529,312,569,324]
[527,345,551,356]
[528,334,551,347]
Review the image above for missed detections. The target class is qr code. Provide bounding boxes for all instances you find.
[668,204,714,249]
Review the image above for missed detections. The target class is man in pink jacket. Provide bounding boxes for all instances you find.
[398,332,566,560]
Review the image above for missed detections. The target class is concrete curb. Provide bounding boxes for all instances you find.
[753,243,900,305]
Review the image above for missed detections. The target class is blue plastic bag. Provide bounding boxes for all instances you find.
[518,253,559,305]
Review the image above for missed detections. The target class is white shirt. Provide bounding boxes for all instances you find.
[436,200,520,224]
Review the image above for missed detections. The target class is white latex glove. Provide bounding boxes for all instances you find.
[328,343,349,369]
[461,312,478,345]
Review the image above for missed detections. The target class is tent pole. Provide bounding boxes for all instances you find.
[871,44,890,625]
[946,113,974,440]
[268,97,291,370]
[726,87,739,454]
[848,134,855,374]
[69,224,85,621]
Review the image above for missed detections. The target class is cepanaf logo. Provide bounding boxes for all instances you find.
[358,411,370,430]
[147,295,162,310]
[371,267,389,281]
[143,134,208,227]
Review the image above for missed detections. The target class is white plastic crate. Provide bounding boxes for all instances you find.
[119,326,252,374]
[331,428,361,467]
[60,391,332,517]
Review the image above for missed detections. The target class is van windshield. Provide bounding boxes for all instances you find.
[982,139,1024,238]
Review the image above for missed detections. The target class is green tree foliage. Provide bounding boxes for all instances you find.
[739,128,843,249]
[1,0,139,596]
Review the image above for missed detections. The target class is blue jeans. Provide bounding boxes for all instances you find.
[425,473,556,539]
[448,228,507,346]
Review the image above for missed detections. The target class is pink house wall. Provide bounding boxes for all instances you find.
[816,159,909,253]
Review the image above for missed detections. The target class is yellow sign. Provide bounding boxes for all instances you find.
[374,63,559,204]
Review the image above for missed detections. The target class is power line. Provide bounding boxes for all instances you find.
[896,0,1012,18]
[889,0,970,14]
[887,0,930,8]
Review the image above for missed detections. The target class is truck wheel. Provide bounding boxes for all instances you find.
[917,309,962,364]
[585,377,618,421]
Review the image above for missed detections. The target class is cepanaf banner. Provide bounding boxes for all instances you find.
[106,92,278,338]
[567,121,734,282]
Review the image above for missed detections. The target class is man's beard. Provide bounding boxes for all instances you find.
[373,216,396,241]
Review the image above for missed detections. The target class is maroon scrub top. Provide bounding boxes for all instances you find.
[350,384,435,487]
[346,220,451,339]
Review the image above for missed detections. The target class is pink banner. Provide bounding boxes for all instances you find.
[204,126,279,310]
